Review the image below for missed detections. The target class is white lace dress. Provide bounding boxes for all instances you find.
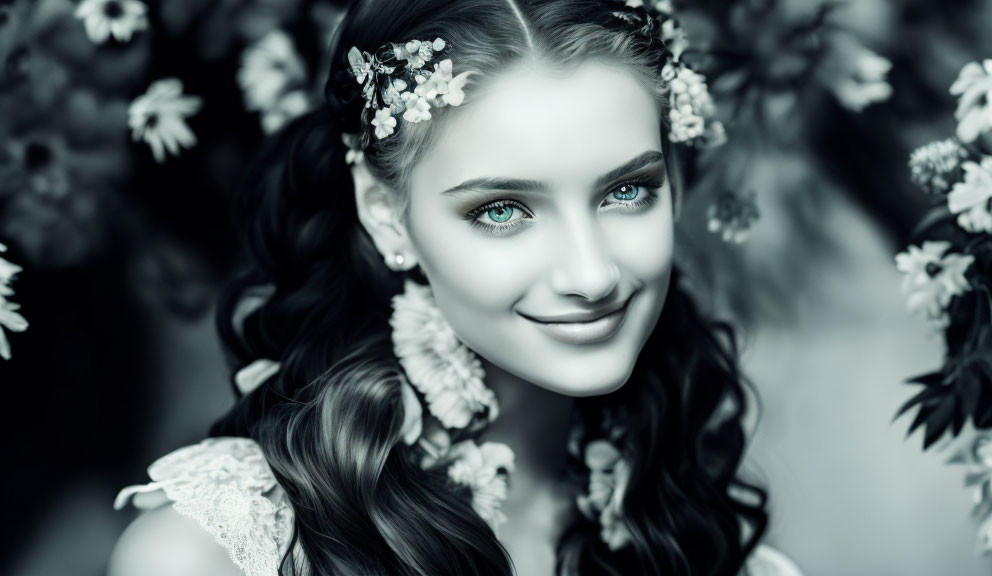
[115,437,803,576]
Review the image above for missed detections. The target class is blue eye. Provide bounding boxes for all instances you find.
[602,180,660,212]
[465,200,532,237]
[486,205,514,223]
[611,183,640,202]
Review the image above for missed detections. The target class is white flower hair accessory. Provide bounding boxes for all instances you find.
[345,36,475,149]
[576,438,634,551]
[610,0,725,149]
[445,439,516,534]
[390,279,499,430]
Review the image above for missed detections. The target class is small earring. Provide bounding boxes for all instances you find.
[393,253,406,267]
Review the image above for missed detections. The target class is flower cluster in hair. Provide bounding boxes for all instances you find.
[894,58,992,554]
[346,38,475,149]
[610,0,726,149]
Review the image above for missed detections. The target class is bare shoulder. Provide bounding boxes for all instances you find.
[108,504,245,576]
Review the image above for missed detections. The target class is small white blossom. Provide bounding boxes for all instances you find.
[895,240,974,324]
[707,189,759,243]
[442,71,473,107]
[948,156,992,233]
[128,78,203,163]
[401,92,432,124]
[234,359,280,395]
[395,39,435,69]
[371,108,397,140]
[950,60,992,144]
[75,0,148,45]
[446,440,515,533]
[910,139,968,196]
[260,90,312,135]
[575,439,633,551]
[390,279,498,429]
[0,244,27,361]
[398,376,423,446]
[820,37,892,112]
[238,30,309,124]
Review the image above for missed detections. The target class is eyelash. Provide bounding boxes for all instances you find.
[462,178,664,237]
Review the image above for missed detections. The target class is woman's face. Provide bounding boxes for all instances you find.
[405,59,673,397]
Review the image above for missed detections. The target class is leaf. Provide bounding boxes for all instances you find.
[907,402,936,437]
[895,385,947,421]
[953,393,966,437]
[905,370,947,388]
[924,399,956,449]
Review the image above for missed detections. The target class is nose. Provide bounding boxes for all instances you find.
[549,215,621,302]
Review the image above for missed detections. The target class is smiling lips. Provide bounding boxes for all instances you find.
[519,296,632,345]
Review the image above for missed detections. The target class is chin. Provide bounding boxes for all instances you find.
[532,363,635,398]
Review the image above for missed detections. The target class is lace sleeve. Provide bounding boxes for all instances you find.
[742,545,804,576]
[114,437,295,576]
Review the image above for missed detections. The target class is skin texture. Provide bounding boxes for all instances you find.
[358,58,674,398]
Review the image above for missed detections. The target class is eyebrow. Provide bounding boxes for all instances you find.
[439,150,666,196]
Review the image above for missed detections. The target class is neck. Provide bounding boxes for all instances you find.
[478,360,575,484]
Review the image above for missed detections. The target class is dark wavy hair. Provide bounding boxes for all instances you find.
[210,1,768,575]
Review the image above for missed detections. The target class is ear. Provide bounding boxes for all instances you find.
[352,160,420,272]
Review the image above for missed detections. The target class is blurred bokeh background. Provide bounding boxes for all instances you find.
[2,0,992,575]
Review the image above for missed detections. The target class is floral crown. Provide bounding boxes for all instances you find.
[342,0,724,157]
[345,37,474,150]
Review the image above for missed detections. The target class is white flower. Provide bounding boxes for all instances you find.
[707,189,760,244]
[442,71,473,107]
[820,37,892,112]
[669,108,705,143]
[401,92,432,124]
[895,241,974,323]
[128,78,203,163]
[950,60,992,144]
[75,0,148,45]
[260,90,312,135]
[398,376,423,446]
[371,108,397,140]
[395,39,436,69]
[575,439,633,551]
[0,244,27,361]
[238,30,309,114]
[909,138,967,196]
[390,279,498,429]
[446,440,515,533]
[234,359,280,395]
[948,156,992,233]
[667,67,720,145]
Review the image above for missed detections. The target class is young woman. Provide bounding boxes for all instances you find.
[108,1,803,574]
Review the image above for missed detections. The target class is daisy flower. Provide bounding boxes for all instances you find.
[948,156,992,233]
[128,78,203,163]
[446,440,515,533]
[75,0,148,45]
[950,60,992,144]
[390,279,498,429]
[894,240,974,324]
[0,244,28,361]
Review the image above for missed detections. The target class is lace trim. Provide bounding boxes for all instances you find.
[114,437,294,576]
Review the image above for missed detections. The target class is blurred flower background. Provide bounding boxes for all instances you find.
[2,0,992,575]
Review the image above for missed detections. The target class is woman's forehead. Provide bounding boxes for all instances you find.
[410,59,663,196]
